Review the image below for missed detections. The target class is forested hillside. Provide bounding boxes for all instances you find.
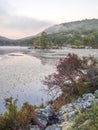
[33,19,98,48]
[0,36,18,46]
[0,19,98,47]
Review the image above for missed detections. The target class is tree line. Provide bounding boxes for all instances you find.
[32,30,98,49]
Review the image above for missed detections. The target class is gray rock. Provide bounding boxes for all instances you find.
[58,110,65,116]
[95,98,98,103]
[44,104,54,117]
[76,97,84,103]
[39,119,48,127]
[72,103,83,110]
[68,110,77,118]
[30,125,40,130]
[60,103,74,113]
[31,90,98,130]
[45,124,60,130]
[42,111,50,117]
[58,121,69,127]
[61,113,70,121]
[82,93,95,102]
[94,90,98,94]
[55,128,62,130]
[82,101,92,109]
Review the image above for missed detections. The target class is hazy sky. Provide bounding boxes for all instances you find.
[0,0,98,39]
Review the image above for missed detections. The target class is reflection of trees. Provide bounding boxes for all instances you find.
[33,49,58,65]
[39,57,57,66]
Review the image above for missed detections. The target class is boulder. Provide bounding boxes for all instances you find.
[30,90,98,130]
[30,125,40,130]
[82,101,92,109]
[95,89,98,94]
[45,124,61,130]
[68,110,77,118]
[60,103,74,114]
[61,110,77,121]
[82,93,95,102]
[62,113,69,121]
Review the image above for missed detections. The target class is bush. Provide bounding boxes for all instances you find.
[43,53,98,107]
[0,97,36,130]
[69,103,98,130]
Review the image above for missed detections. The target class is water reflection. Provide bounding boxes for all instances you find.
[0,47,98,113]
[30,48,98,66]
[0,50,55,112]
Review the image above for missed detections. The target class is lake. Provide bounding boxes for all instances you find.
[0,46,98,112]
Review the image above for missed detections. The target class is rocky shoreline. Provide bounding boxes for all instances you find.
[30,90,98,130]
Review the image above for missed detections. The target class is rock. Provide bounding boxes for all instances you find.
[30,125,40,130]
[75,97,84,103]
[58,121,69,127]
[45,124,61,130]
[34,104,59,129]
[68,110,77,118]
[72,103,83,110]
[82,93,95,102]
[72,93,95,110]
[55,127,61,130]
[95,98,98,103]
[94,90,98,94]
[62,122,73,130]
[60,103,74,113]
[31,90,98,130]
[44,104,54,117]
[47,115,59,125]
[61,110,77,122]
[82,101,92,109]
[62,113,69,121]
[38,118,48,127]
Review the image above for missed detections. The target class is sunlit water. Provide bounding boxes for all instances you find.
[0,46,98,112]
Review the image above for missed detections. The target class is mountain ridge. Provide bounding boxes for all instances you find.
[43,18,98,34]
[0,18,98,46]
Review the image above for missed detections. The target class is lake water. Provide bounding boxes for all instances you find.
[0,46,98,112]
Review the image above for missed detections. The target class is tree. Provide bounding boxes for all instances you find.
[74,39,81,47]
[40,32,48,49]
[33,37,40,48]
[43,54,98,103]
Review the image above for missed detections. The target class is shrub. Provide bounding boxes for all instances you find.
[69,103,98,130]
[43,53,98,107]
[0,97,36,130]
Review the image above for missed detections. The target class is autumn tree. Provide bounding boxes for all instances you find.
[43,54,98,102]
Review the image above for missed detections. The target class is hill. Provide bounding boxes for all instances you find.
[44,19,98,34]
[0,19,98,47]
[35,19,98,48]
[0,36,18,46]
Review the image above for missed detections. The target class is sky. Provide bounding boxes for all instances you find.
[0,0,98,39]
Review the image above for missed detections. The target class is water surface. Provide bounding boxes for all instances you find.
[0,46,98,112]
